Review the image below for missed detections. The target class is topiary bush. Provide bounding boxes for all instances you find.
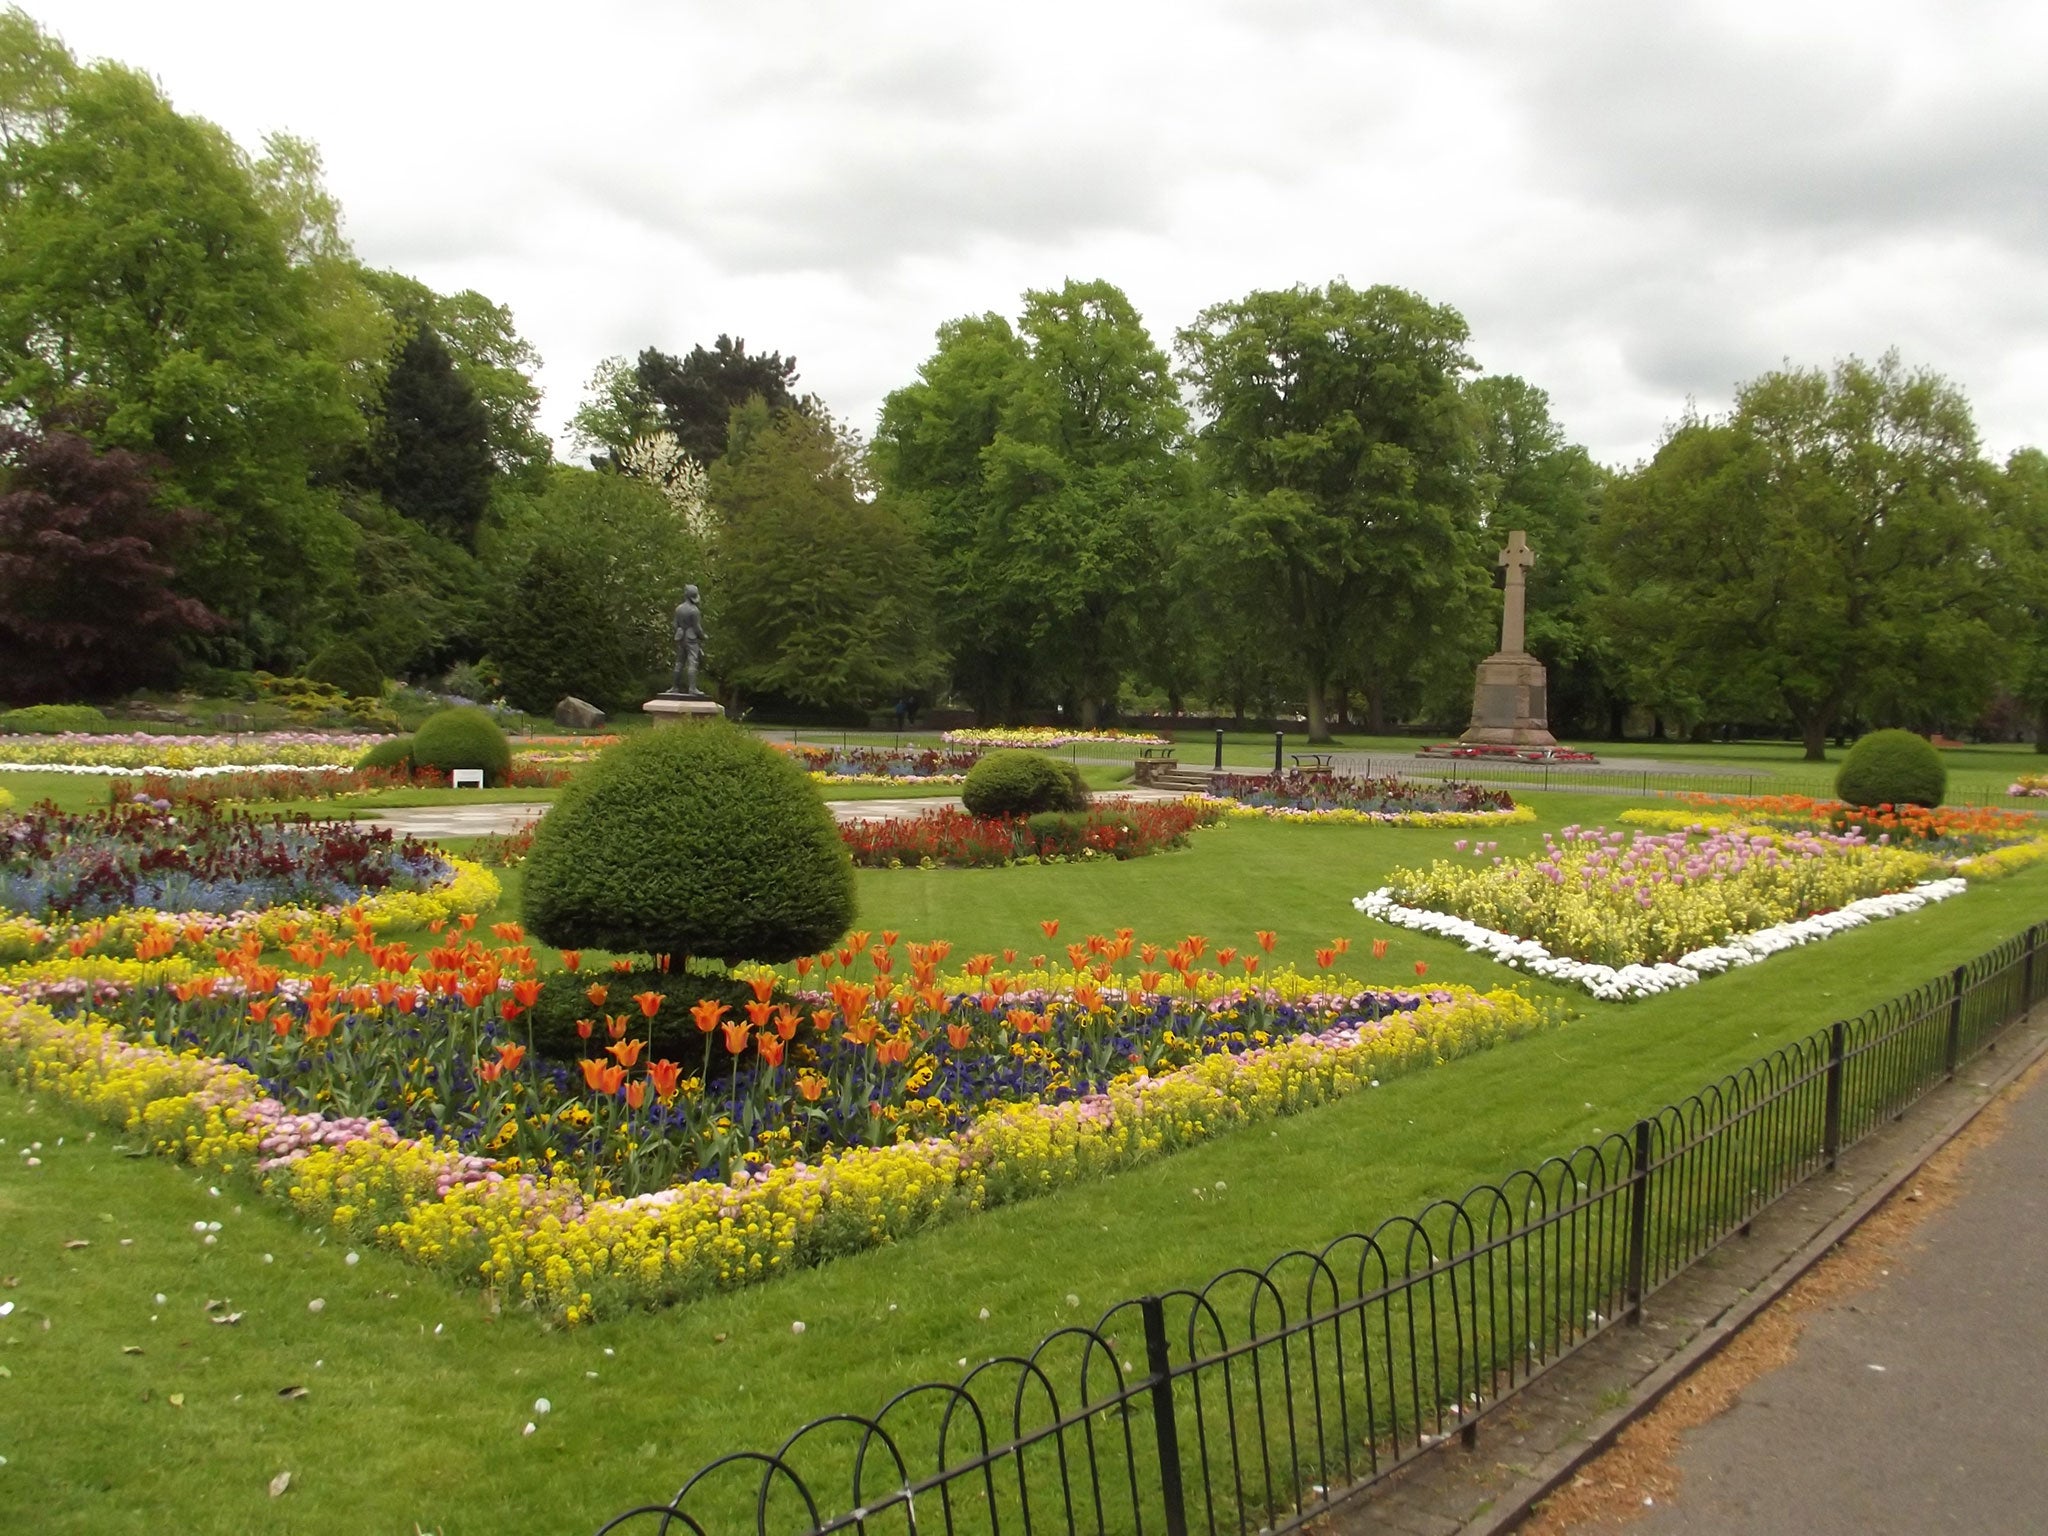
[357,735,415,772]
[0,703,110,733]
[304,641,385,702]
[1835,728,1947,808]
[522,721,855,963]
[409,706,512,785]
[962,749,1090,818]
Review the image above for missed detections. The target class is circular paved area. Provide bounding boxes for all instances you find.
[362,786,1190,840]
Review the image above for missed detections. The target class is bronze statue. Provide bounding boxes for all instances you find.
[669,584,706,697]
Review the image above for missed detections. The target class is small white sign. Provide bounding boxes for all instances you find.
[451,769,484,789]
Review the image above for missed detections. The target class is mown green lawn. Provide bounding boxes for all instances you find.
[4,788,2046,1532]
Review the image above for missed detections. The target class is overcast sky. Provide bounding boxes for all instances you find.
[28,0,2048,467]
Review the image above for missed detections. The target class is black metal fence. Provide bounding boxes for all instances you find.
[594,925,2045,1536]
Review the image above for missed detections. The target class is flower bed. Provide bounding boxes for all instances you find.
[840,798,1225,867]
[941,727,1168,748]
[1357,822,1951,1000]
[0,730,383,772]
[2,921,1553,1322]
[1,800,454,920]
[1206,771,1529,827]
[776,743,981,783]
[104,761,572,807]
[2010,774,2048,799]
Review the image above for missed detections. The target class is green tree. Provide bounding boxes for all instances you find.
[486,464,701,693]
[875,280,1187,724]
[1988,448,2048,750]
[709,403,940,712]
[0,15,361,661]
[638,336,802,464]
[1176,281,1479,741]
[1598,353,2003,759]
[491,543,636,712]
[359,268,549,484]
[368,325,495,548]
[565,354,662,465]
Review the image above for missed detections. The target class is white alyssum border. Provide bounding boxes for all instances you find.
[1352,879,1970,1001]
[0,762,353,779]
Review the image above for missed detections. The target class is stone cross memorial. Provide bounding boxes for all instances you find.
[1458,529,1558,748]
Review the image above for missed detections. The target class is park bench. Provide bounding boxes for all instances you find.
[1290,752,1335,774]
[450,769,484,789]
[1137,745,1177,762]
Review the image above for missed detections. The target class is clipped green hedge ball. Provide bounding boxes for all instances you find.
[409,706,512,785]
[961,749,1090,818]
[1835,729,1946,808]
[521,721,855,963]
[356,735,414,772]
[304,641,384,701]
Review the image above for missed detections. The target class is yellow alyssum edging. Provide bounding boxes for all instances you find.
[1218,802,1536,829]
[0,858,500,963]
[0,983,1556,1325]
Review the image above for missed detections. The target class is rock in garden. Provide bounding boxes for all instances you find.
[553,696,606,729]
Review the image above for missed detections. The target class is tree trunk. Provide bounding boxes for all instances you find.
[1331,682,1348,733]
[1608,699,1628,740]
[2035,703,2048,754]
[1800,716,1830,762]
[1080,696,1100,729]
[1305,676,1330,743]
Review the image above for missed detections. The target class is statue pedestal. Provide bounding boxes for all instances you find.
[643,694,725,728]
[1460,652,1557,748]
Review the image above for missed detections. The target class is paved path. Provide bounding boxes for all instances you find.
[362,786,1191,839]
[1627,1063,2048,1536]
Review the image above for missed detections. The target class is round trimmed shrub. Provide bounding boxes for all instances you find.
[1835,729,1946,808]
[304,641,384,701]
[409,706,512,785]
[1,704,109,733]
[521,721,855,963]
[962,749,1090,818]
[357,735,414,772]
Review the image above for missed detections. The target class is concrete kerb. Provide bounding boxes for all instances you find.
[1456,1006,2048,1536]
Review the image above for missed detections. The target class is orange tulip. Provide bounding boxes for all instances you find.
[756,1034,786,1068]
[773,1005,801,1041]
[1040,919,1060,938]
[610,958,633,974]
[634,990,663,1019]
[881,929,899,948]
[1413,961,1428,978]
[946,1021,973,1050]
[691,998,729,1033]
[794,955,814,977]
[606,1013,629,1040]
[458,913,477,931]
[847,930,871,952]
[1315,947,1336,969]
[656,952,672,973]
[511,977,541,1010]
[304,1005,338,1040]
[477,1058,504,1083]
[1256,930,1277,952]
[585,982,608,1008]
[745,999,774,1029]
[647,1058,684,1102]
[247,999,272,1024]
[1215,947,1238,969]
[720,1020,751,1055]
[796,1071,827,1103]
[496,1042,527,1073]
[1002,948,1017,965]
[625,1080,647,1110]
[576,1017,595,1040]
[811,1007,836,1036]
[746,973,776,1004]
[579,1056,609,1091]
[491,922,524,943]
[607,1036,644,1067]
[1372,939,1390,960]
[1243,955,1260,976]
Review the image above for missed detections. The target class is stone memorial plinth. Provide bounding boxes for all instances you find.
[643,694,725,727]
[1460,529,1558,749]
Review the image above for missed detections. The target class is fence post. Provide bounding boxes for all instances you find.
[1624,1119,1652,1325]
[1944,964,1967,1077]
[1214,729,1223,771]
[1140,1295,1191,1536]
[1822,1020,1847,1169]
[1273,731,1283,774]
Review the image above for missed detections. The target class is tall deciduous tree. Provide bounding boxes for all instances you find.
[368,325,495,549]
[638,336,802,464]
[1176,281,1479,741]
[1987,449,2048,750]
[875,280,1186,724]
[0,17,361,660]
[1599,353,2003,759]
[710,403,940,711]
[491,543,637,713]
[0,420,223,702]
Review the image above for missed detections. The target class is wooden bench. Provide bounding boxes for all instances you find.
[1137,745,1177,762]
[1289,752,1335,774]
[450,769,485,790]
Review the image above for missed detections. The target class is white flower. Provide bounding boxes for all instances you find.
[791,1320,806,1335]
[344,1252,359,1267]
[533,1397,551,1414]
[307,1298,325,1314]
[522,1422,536,1437]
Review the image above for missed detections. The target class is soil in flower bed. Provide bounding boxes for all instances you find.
[840,798,1225,868]
[0,800,451,918]
[1211,770,1515,817]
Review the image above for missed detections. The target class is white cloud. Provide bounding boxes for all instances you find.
[27,0,2047,465]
